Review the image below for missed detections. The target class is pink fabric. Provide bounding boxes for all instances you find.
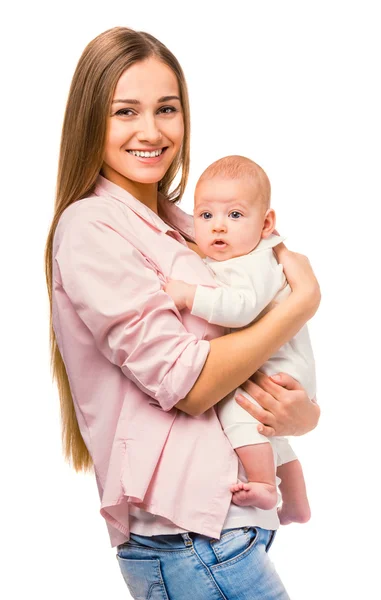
[52,175,238,547]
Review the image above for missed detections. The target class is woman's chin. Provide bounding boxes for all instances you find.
[123,168,169,186]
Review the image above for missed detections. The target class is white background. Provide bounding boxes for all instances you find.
[2,1,380,598]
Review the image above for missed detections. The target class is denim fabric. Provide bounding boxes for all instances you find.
[116,527,290,599]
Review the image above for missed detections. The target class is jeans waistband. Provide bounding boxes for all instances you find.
[125,527,254,551]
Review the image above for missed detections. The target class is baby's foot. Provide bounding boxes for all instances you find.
[230,480,277,510]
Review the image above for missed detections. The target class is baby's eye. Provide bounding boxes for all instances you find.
[201,212,212,220]
[229,211,242,219]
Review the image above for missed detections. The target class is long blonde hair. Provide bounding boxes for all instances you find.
[44,27,191,472]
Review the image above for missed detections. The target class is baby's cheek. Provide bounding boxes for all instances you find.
[194,227,210,255]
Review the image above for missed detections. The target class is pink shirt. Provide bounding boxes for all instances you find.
[52,175,241,547]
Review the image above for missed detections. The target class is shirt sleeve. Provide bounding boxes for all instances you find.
[191,256,286,328]
[54,213,210,412]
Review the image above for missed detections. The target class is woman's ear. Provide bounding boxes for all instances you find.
[261,208,276,239]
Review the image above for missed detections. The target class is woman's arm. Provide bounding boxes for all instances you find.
[176,245,320,416]
[57,214,318,419]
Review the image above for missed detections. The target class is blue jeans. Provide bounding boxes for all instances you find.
[116,526,290,599]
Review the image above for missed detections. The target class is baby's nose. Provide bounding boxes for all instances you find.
[212,221,227,232]
[213,223,226,231]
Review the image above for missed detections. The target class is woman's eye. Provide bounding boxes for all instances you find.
[201,212,212,220]
[229,211,242,219]
[158,106,177,114]
[114,106,177,117]
[115,108,135,117]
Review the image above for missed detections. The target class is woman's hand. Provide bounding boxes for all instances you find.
[273,242,321,319]
[236,371,320,437]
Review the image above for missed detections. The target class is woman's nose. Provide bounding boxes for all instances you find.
[136,115,163,144]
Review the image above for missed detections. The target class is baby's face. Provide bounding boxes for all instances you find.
[193,177,266,261]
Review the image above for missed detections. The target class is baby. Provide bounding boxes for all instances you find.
[164,155,316,524]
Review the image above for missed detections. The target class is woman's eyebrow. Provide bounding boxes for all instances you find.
[112,95,180,104]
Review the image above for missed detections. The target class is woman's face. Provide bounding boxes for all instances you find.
[102,57,184,197]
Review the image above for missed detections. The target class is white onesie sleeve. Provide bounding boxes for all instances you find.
[191,250,286,328]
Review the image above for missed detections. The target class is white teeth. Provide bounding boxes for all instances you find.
[128,149,163,157]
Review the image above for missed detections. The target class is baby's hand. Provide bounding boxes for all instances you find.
[164,279,196,311]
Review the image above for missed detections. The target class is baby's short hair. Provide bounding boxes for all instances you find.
[196,155,271,210]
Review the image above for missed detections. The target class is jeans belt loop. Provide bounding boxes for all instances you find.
[181,532,193,547]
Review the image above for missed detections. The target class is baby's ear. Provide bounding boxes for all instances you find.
[261,208,276,238]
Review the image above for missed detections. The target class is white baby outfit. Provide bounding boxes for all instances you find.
[191,234,316,465]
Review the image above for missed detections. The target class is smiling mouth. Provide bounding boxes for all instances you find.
[127,147,168,158]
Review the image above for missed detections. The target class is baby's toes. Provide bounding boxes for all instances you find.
[230,480,244,492]
[231,489,250,506]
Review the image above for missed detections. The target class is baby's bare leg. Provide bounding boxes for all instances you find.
[277,460,311,525]
[231,443,277,509]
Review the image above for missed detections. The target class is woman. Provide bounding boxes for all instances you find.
[45,26,320,599]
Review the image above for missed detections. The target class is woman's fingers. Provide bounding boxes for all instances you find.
[272,241,287,262]
[267,372,304,391]
[240,378,278,411]
[273,244,319,297]
[257,424,276,437]
[238,372,320,437]
[250,371,283,399]
[251,371,303,400]
[235,392,276,437]
[252,371,303,401]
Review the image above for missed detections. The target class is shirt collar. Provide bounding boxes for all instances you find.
[94,175,195,242]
